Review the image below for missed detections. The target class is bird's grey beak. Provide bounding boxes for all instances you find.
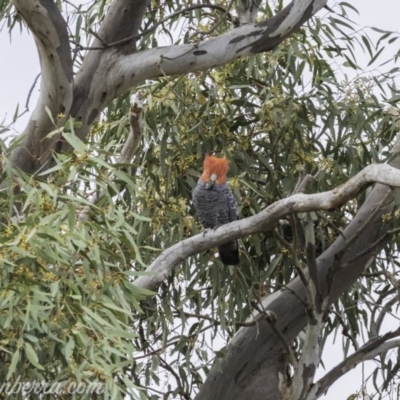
[205,173,217,189]
[209,173,217,186]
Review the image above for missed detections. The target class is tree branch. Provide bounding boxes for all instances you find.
[308,330,400,399]
[135,163,400,291]
[78,93,144,221]
[326,189,393,297]
[8,0,328,177]
[374,295,400,338]
[344,227,400,266]
[62,0,151,149]
[75,4,233,51]
[10,0,73,173]
[119,93,145,164]
[291,313,324,399]
[112,0,328,103]
[330,309,359,351]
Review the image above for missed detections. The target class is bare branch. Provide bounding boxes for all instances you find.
[304,213,320,308]
[100,4,233,49]
[60,0,151,149]
[0,73,41,135]
[330,309,359,351]
[344,228,400,266]
[8,0,329,177]
[375,295,400,338]
[309,330,400,399]
[119,92,145,164]
[135,163,400,291]
[25,73,41,111]
[174,309,281,329]
[326,189,393,296]
[369,288,396,338]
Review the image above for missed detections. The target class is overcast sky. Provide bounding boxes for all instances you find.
[0,1,400,399]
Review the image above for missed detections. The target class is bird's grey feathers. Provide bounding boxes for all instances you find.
[193,179,239,265]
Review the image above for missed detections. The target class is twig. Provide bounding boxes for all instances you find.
[159,44,200,63]
[194,0,236,36]
[327,189,393,295]
[293,172,315,194]
[375,295,400,337]
[282,285,307,307]
[25,73,41,110]
[252,300,298,367]
[274,226,317,321]
[0,73,41,134]
[369,288,396,338]
[174,310,267,329]
[309,329,400,398]
[330,309,359,351]
[88,28,109,47]
[345,227,400,265]
[159,356,190,400]
[72,5,231,51]
[133,347,164,360]
[304,213,320,310]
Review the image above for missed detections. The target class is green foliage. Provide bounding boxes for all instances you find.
[1,0,400,399]
[0,132,155,398]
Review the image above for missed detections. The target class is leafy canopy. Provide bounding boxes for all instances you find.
[0,0,400,399]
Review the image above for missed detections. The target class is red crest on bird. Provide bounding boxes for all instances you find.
[200,155,230,184]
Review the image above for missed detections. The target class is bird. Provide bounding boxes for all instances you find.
[192,155,239,265]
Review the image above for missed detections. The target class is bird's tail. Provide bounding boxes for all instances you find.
[219,241,239,265]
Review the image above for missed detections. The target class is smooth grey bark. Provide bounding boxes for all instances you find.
[10,0,73,173]
[68,0,151,143]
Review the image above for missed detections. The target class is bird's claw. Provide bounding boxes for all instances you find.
[202,228,211,237]
[202,226,221,237]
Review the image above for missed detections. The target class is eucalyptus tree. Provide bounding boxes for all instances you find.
[1,0,400,399]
